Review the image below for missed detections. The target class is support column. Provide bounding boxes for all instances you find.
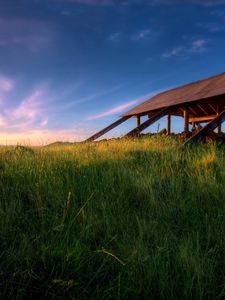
[167,113,171,135]
[136,115,141,127]
[184,106,189,133]
[217,105,221,134]
[125,107,170,137]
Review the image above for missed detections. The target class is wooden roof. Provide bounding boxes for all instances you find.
[123,72,225,117]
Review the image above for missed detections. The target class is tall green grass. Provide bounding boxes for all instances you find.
[1,136,225,299]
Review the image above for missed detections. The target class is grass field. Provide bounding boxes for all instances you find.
[1,136,225,299]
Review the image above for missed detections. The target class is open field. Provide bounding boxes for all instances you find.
[1,136,225,299]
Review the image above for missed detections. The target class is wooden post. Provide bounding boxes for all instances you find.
[184,106,189,133]
[217,105,221,134]
[136,115,141,127]
[167,113,171,135]
[125,107,170,137]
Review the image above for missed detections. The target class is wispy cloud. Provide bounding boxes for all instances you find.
[86,92,158,120]
[0,75,53,136]
[163,39,207,58]
[191,39,207,52]
[0,76,125,144]
[197,22,225,33]
[163,46,184,58]
[0,86,92,145]
[109,32,122,42]
[87,99,141,120]
[55,84,123,111]
[1,88,48,131]
[11,91,44,124]
[0,75,14,92]
[109,29,154,43]
[0,82,91,145]
[131,29,151,41]
[0,75,14,106]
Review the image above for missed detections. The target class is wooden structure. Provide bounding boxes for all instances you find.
[85,72,225,144]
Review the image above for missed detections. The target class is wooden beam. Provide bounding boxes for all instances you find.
[189,106,198,116]
[183,106,189,133]
[184,109,225,145]
[125,107,170,137]
[167,113,171,135]
[189,115,217,123]
[197,104,208,115]
[208,103,217,114]
[85,116,130,142]
[197,124,225,142]
[179,107,184,114]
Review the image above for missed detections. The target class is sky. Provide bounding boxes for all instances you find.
[1,0,225,145]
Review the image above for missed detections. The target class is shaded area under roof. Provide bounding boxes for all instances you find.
[123,72,225,117]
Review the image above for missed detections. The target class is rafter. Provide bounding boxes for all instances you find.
[178,107,184,115]
[197,104,209,115]
[189,106,198,116]
[208,103,217,114]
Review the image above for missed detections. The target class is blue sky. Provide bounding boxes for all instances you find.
[1,0,225,145]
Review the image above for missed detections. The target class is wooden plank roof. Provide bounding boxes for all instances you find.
[123,72,225,117]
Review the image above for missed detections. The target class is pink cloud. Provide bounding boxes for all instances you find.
[86,92,159,120]
[0,75,14,106]
[0,87,48,132]
[0,79,96,145]
[0,75,14,92]
[12,90,43,121]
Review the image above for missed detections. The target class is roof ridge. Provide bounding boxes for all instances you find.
[122,71,225,117]
[154,71,225,98]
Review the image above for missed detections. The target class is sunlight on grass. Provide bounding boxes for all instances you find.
[1,136,225,299]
